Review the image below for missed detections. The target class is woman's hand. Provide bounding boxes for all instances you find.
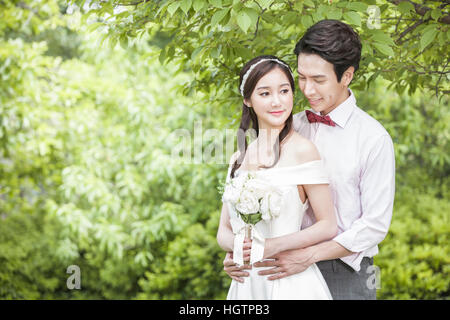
[223,239,253,283]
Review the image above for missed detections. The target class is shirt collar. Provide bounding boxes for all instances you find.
[308,89,356,128]
[327,89,356,128]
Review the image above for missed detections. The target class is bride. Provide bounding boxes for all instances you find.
[217,55,337,300]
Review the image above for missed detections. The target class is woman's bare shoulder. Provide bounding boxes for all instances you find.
[283,131,321,164]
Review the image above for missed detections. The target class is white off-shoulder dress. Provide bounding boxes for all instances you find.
[223,160,333,300]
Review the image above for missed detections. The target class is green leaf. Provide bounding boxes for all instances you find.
[237,11,252,33]
[301,15,313,28]
[379,4,389,13]
[373,42,394,56]
[167,2,180,16]
[191,46,203,60]
[438,31,446,46]
[244,8,259,27]
[159,48,166,64]
[343,11,361,27]
[167,46,175,60]
[317,4,327,16]
[346,2,367,12]
[180,0,192,15]
[311,11,324,22]
[362,42,373,56]
[257,0,273,10]
[208,0,222,8]
[303,0,315,7]
[109,37,117,49]
[422,23,438,35]
[193,0,205,12]
[397,1,415,15]
[293,1,303,13]
[420,28,438,51]
[86,22,104,33]
[326,9,342,20]
[239,213,262,225]
[119,35,128,49]
[211,8,229,28]
[371,30,396,46]
[431,8,442,21]
[231,2,243,15]
[210,46,220,59]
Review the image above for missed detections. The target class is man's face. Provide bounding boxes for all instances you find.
[297,53,351,115]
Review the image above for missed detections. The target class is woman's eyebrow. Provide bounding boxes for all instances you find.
[256,83,290,90]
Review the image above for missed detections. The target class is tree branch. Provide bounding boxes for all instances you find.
[113,0,147,6]
[388,0,450,24]
[396,18,427,44]
[252,10,266,41]
[435,59,449,97]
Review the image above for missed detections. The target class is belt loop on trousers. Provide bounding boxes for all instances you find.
[332,259,337,272]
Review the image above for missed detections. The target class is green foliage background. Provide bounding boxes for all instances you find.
[0,0,449,299]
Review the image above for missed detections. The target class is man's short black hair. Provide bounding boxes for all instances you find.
[294,19,362,82]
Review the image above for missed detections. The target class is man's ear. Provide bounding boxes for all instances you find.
[341,66,355,87]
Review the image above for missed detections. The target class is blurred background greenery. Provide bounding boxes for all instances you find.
[0,0,448,299]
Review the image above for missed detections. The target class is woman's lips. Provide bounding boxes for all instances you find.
[269,110,284,116]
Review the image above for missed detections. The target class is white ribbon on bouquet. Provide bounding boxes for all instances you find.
[230,218,265,266]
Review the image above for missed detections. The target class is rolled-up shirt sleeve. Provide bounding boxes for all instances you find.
[333,134,395,256]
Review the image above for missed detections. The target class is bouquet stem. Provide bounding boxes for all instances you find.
[245,224,252,239]
[244,224,252,265]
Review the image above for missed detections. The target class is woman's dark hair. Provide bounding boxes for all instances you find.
[294,19,362,82]
[230,55,295,178]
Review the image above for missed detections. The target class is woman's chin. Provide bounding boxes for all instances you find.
[267,118,290,129]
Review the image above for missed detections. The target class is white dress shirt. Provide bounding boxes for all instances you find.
[293,90,395,272]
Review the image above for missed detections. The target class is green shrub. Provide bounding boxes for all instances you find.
[376,189,450,299]
[137,212,229,300]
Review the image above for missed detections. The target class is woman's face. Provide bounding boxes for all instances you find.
[245,67,293,130]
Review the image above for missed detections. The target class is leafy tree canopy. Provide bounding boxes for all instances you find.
[70,0,449,104]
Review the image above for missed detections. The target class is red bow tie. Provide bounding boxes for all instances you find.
[305,110,336,127]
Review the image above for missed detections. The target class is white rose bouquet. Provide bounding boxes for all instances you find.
[221,173,284,264]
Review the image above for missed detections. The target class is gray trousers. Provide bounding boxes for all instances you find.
[317,257,377,300]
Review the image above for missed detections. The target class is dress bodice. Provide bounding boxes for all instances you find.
[224,160,329,238]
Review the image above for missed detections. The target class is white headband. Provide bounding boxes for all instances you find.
[239,58,294,96]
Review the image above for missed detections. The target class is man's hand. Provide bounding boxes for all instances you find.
[253,247,316,280]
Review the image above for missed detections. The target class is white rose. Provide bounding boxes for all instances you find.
[222,184,240,204]
[222,186,240,204]
[260,189,283,220]
[231,173,248,190]
[245,177,270,199]
[222,173,249,204]
[235,189,260,214]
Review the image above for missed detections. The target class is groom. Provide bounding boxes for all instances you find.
[223,19,395,300]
